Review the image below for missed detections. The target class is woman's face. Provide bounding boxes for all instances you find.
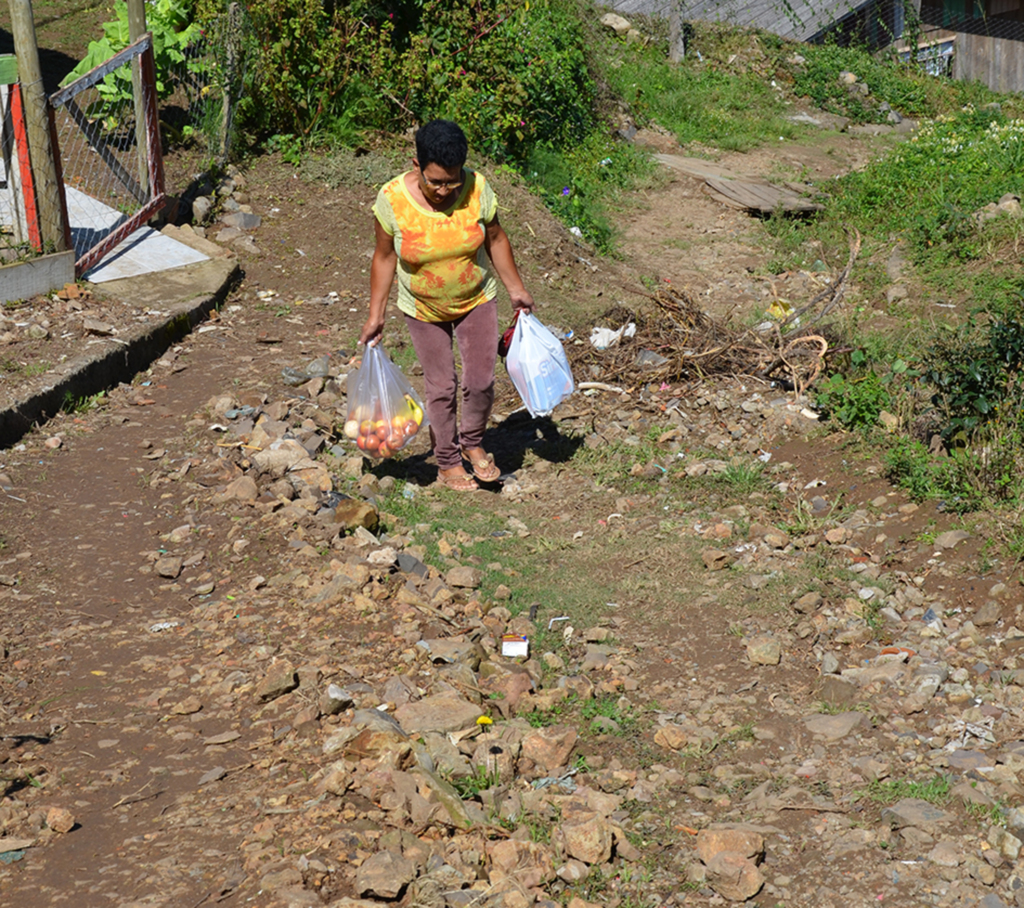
[416,160,464,205]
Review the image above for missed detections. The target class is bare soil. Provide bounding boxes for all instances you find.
[2,16,1021,908]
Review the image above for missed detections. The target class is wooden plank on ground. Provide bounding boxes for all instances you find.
[704,176,823,213]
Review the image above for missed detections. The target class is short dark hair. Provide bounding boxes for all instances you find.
[415,120,468,169]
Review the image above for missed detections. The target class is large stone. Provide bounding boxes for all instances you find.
[935,529,970,549]
[705,851,765,901]
[746,636,781,665]
[409,766,477,829]
[256,663,299,701]
[222,475,259,501]
[420,637,481,667]
[522,725,578,772]
[446,566,483,589]
[221,210,262,230]
[702,548,733,571]
[334,500,379,532]
[803,712,864,740]
[312,564,372,603]
[488,839,556,888]
[355,849,416,899]
[599,12,631,35]
[45,807,75,834]
[254,439,313,478]
[818,675,859,705]
[696,827,765,864]
[653,725,691,750]
[880,798,953,832]
[394,693,482,734]
[559,813,612,865]
[155,555,183,579]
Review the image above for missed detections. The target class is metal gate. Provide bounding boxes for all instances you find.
[48,33,165,278]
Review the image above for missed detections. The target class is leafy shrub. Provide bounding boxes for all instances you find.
[242,0,394,139]
[392,0,593,160]
[62,0,202,104]
[815,370,890,429]
[815,351,918,430]
[883,437,985,512]
[241,0,593,160]
[792,40,998,123]
[924,311,1024,441]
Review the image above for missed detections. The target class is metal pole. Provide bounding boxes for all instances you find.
[126,0,151,198]
[7,0,67,251]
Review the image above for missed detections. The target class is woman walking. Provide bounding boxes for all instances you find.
[360,120,535,490]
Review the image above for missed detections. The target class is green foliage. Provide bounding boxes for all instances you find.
[595,27,793,151]
[815,370,890,429]
[242,0,593,159]
[824,108,1024,267]
[523,136,655,251]
[394,0,593,160]
[242,0,394,139]
[924,312,1024,441]
[448,764,499,799]
[853,774,952,806]
[579,695,639,736]
[62,0,202,103]
[883,436,986,512]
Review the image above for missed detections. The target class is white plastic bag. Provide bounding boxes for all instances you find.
[506,312,574,417]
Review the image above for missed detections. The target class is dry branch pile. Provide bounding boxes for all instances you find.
[566,230,861,395]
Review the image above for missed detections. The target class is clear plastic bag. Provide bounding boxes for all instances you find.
[505,312,575,417]
[343,345,428,459]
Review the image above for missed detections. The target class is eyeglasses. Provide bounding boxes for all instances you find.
[420,170,464,191]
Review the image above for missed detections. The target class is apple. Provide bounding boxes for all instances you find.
[343,419,359,439]
[403,419,419,437]
[387,432,405,450]
[364,434,380,452]
[378,443,392,459]
[359,419,374,437]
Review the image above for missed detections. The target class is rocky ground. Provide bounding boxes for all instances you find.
[2,109,1024,908]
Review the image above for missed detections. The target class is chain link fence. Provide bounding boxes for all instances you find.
[159,2,250,181]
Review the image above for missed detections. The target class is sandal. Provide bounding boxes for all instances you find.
[461,448,501,483]
[436,469,479,492]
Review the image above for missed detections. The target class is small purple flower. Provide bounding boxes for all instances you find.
[561,187,570,196]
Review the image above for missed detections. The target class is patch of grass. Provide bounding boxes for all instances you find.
[447,765,500,800]
[716,460,770,495]
[595,23,795,152]
[966,797,1007,828]
[853,774,952,806]
[580,694,640,736]
[61,390,105,414]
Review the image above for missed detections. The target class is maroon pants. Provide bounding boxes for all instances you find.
[405,300,498,470]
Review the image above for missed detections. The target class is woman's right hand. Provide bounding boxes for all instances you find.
[359,316,384,346]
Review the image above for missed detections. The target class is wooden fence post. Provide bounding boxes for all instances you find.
[669,2,686,63]
[7,0,67,251]
[126,0,151,198]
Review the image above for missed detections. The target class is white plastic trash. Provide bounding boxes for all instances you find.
[506,312,575,417]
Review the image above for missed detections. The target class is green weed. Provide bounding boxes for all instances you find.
[448,765,500,799]
[61,391,106,414]
[580,695,639,736]
[853,774,952,806]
